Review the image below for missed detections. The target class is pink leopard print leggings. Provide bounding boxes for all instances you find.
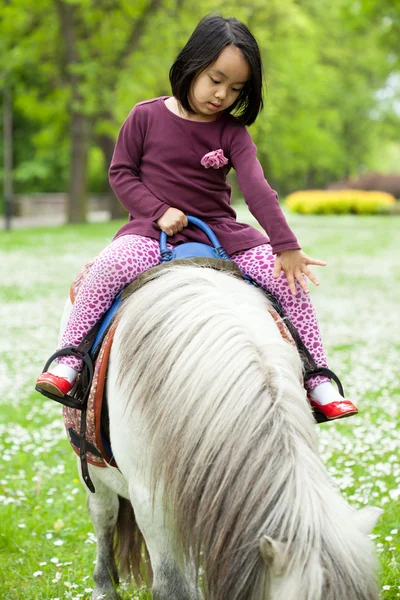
[57,234,329,389]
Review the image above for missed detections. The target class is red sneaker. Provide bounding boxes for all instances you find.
[308,396,358,420]
[36,372,74,398]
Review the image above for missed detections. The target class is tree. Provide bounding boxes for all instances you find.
[54,0,171,222]
[1,0,398,214]
[246,0,394,192]
[1,0,179,222]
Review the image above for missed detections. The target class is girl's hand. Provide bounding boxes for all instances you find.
[156,207,188,236]
[272,249,326,296]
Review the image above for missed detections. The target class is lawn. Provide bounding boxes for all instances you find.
[0,211,399,599]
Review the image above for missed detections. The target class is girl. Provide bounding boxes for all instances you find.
[37,14,357,420]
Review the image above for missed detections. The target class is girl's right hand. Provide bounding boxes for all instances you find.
[156,207,188,236]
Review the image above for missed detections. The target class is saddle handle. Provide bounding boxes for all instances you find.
[159,215,223,254]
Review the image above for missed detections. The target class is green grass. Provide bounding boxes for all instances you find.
[0,211,399,599]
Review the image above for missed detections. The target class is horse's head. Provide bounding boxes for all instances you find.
[260,506,383,600]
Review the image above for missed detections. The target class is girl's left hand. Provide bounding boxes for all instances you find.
[272,249,327,296]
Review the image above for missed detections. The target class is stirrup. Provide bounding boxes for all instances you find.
[36,319,103,410]
[304,366,345,424]
[35,346,95,410]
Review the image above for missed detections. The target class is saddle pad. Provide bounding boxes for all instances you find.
[270,311,296,348]
[70,259,95,304]
[63,323,117,468]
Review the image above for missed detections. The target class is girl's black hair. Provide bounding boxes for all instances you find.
[169,14,263,126]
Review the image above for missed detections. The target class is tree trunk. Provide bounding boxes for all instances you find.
[3,86,13,230]
[56,0,89,223]
[68,110,89,223]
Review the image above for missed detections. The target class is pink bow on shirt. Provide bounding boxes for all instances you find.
[200,149,229,169]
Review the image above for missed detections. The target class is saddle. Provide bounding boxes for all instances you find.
[38,216,344,492]
[62,257,298,481]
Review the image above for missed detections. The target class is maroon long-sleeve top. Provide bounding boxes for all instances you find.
[109,96,300,255]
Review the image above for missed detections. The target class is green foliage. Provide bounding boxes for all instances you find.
[286,189,396,214]
[245,0,394,193]
[359,0,400,68]
[86,146,106,193]
[0,0,399,213]
[369,141,400,173]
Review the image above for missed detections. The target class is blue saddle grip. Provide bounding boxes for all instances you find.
[159,215,224,255]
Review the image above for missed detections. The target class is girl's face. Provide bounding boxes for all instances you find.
[188,45,250,121]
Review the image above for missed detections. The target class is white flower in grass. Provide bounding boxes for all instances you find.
[33,570,43,577]
[52,571,62,583]
[64,582,78,589]
[85,532,97,544]
[54,539,64,546]
[50,557,59,564]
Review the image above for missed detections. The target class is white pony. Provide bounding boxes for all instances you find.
[70,264,382,600]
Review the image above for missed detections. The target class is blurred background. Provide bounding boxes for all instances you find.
[1,0,399,226]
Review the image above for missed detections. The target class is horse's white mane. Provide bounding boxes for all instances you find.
[114,264,379,600]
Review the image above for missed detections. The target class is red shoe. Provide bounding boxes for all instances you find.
[308,396,359,420]
[36,372,74,398]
